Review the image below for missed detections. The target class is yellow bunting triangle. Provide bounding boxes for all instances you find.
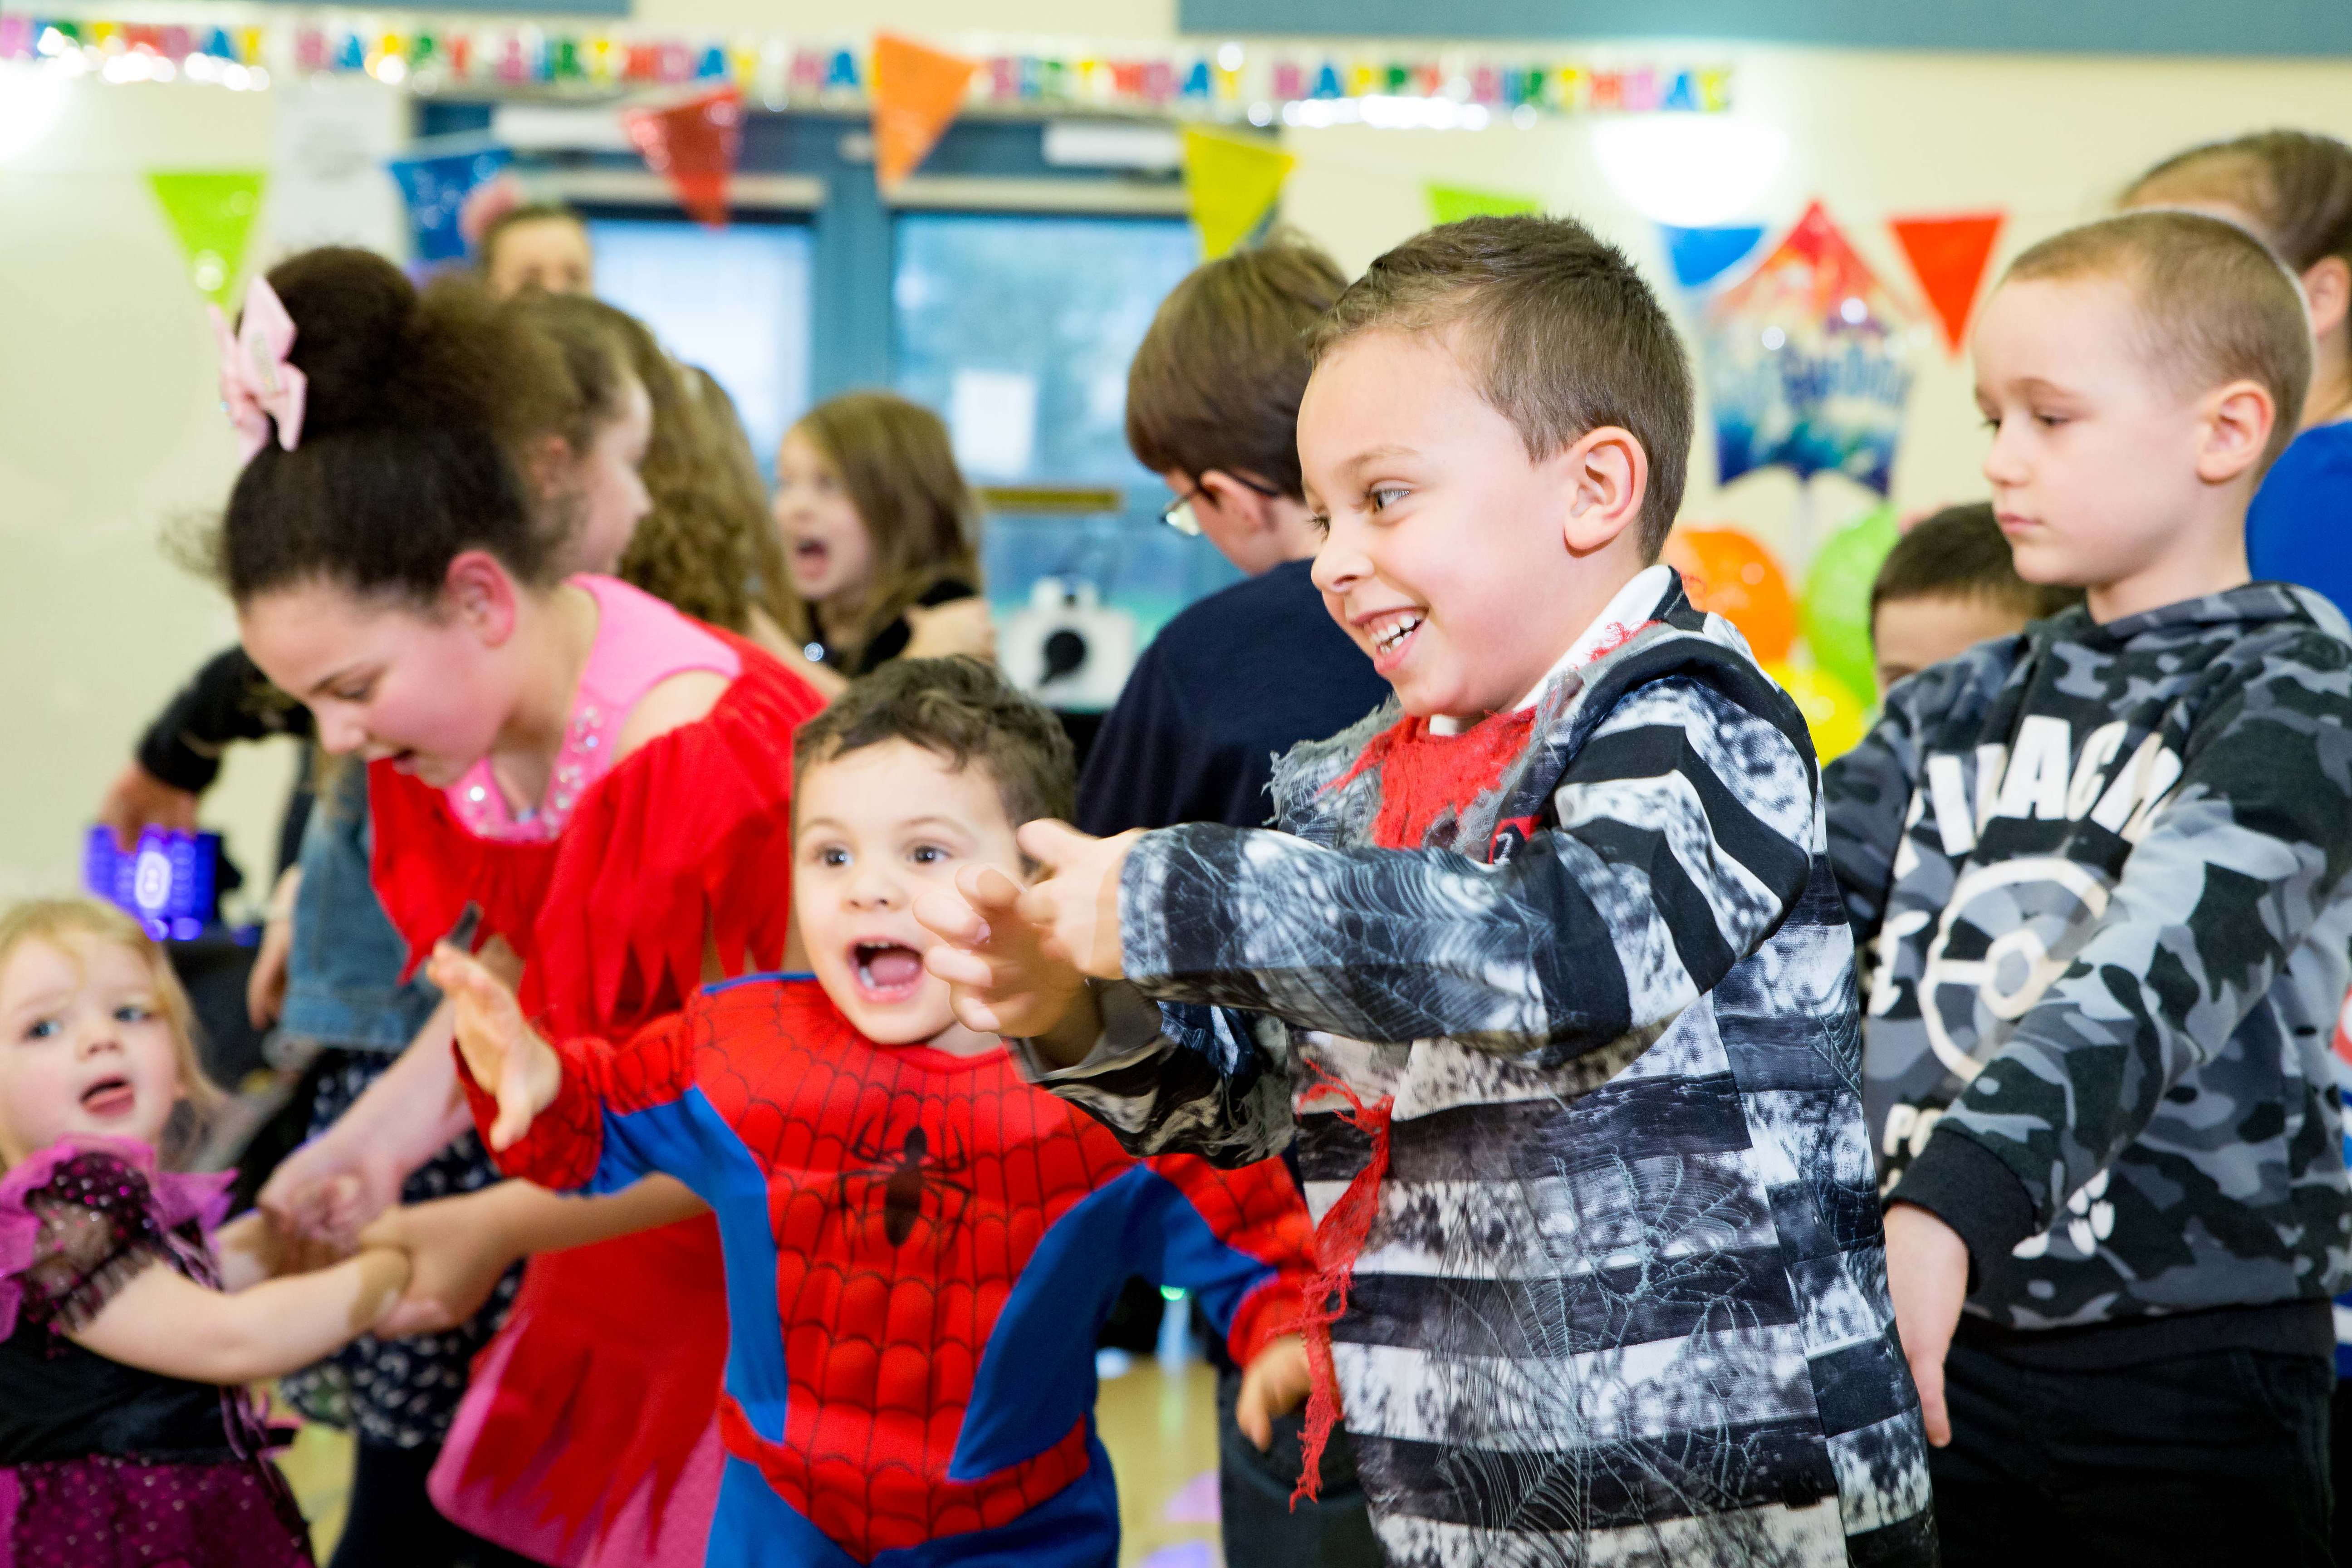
[1181,128,1295,260]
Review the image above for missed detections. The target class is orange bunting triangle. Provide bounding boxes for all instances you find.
[1888,212,2004,355]
[872,33,979,192]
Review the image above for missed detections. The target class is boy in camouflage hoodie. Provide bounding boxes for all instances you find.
[919,217,1936,1567]
[1826,211,2352,1564]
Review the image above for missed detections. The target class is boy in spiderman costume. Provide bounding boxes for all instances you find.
[431,657,1318,1568]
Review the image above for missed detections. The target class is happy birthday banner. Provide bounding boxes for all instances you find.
[0,14,1731,122]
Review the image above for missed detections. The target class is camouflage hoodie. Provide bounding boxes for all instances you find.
[1824,583,2352,1341]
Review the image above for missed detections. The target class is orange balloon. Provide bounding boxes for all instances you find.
[1661,526,1797,662]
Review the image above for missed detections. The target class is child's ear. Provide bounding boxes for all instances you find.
[2197,379,2276,486]
[529,433,578,501]
[1558,425,1650,554]
[446,550,522,647]
[2303,255,2351,343]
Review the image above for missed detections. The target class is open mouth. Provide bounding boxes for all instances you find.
[851,941,926,1003]
[79,1077,136,1118]
[790,537,831,577]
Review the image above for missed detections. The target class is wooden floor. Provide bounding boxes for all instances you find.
[279,1355,1229,1568]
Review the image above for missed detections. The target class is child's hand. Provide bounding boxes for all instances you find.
[426,944,559,1152]
[260,1144,400,1251]
[1235,1334,1314,1451]
[913,861,1093,1042]
[1883,1202,1969,1447]
[1011,821,1141,980]
[359,1191,524,1338]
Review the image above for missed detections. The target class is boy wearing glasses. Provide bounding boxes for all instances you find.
[1078,240,1389,1566]
[1078,240,1393,838]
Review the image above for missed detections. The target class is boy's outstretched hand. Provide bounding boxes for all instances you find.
[426,945,560,1152]
[1235,1333,1314,1451]
[913,822,1142,1064]
[1883,1201,1969,1447]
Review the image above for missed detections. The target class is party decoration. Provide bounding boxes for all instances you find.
[3,16,1729,124]
[1658,223,1764,291]
[146,169,265,306]
[1427,184,1540,225]
[1800,502,1901,704]
[1662,526,1797,662]
[870,33,979,192]
[1889,211,2005,355]
[1704,201,1919,496]
[1765,661,1870,761]
[1182,128,1294,259]
[622,87,742,226]
[387,145,512,263]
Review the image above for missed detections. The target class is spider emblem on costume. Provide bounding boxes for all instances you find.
[833,1115,975,1247]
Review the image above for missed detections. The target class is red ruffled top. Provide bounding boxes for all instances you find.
[369,627,821,1040]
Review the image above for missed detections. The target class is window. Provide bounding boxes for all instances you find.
[891,212,1199,488]
[587,217,815,472]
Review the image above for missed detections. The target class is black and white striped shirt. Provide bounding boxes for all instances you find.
[1017,568,1936,1567]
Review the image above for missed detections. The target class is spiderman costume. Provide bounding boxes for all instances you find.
[462,974,1316,1567]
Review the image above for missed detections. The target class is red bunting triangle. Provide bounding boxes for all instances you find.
[1888,212,2004,355]
[622,87,743,228]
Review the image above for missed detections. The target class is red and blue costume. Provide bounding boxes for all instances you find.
[465,974,1315,1567]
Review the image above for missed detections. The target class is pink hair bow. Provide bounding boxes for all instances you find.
[208,275,307,462]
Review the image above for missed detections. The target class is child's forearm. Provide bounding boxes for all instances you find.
[455,1173,709,1259]
[314,1000,476,1174]
[70,1246,411,1385]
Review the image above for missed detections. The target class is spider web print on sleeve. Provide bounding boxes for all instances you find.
[684,981,1171,1561]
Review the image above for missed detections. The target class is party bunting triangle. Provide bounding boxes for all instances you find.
[871,33,980,192]
[147,170,266,307]
[1426,183,1540,225]
[1658,223,1765,291]
[1181,129,1295,260]
[1888,211,2004,354]
[622,88,741,227]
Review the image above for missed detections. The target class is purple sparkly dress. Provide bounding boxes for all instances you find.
[0,1137,313,1568]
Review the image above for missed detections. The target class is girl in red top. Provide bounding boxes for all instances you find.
[217,248,823,1565]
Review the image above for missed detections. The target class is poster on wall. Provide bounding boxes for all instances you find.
[270,75,407,257]
[1704,201,1920,496]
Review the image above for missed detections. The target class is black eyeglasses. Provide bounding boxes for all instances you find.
[1158,473,1284,535]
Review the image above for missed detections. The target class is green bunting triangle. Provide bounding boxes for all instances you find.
[147,170,267,307]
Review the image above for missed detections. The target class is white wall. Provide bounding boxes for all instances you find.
[3,29,2349,897]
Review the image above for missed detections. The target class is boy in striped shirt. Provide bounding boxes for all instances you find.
[918,214,1936,1567]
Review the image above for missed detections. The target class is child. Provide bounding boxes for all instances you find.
[769,391,995,695]
[2126,131,2352,619]
[1823,211,2352,1563]
[918,215,1936,1566]
[477,198,595,300]
[433,657,1318,1567]
[1868,504,2081,694]
[0,897,411,1568]
[220,247,826,1567]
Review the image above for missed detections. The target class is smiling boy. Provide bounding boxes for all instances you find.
[430,658,1318,1568]
[919,216,1936,1566]
[1824,211,2352,1563]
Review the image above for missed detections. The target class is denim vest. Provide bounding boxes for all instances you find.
[278,762,439,1052]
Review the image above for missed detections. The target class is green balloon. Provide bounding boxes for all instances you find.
[1801,504,1900,704]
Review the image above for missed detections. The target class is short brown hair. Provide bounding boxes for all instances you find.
[1126,238,1349,499]
[2003,211,2311,472]
[1870,504,2082,628]
[1308,215,1694,558]
[793,657,1075,830]
[783,393,984,663]
[2127,130,2352,275]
